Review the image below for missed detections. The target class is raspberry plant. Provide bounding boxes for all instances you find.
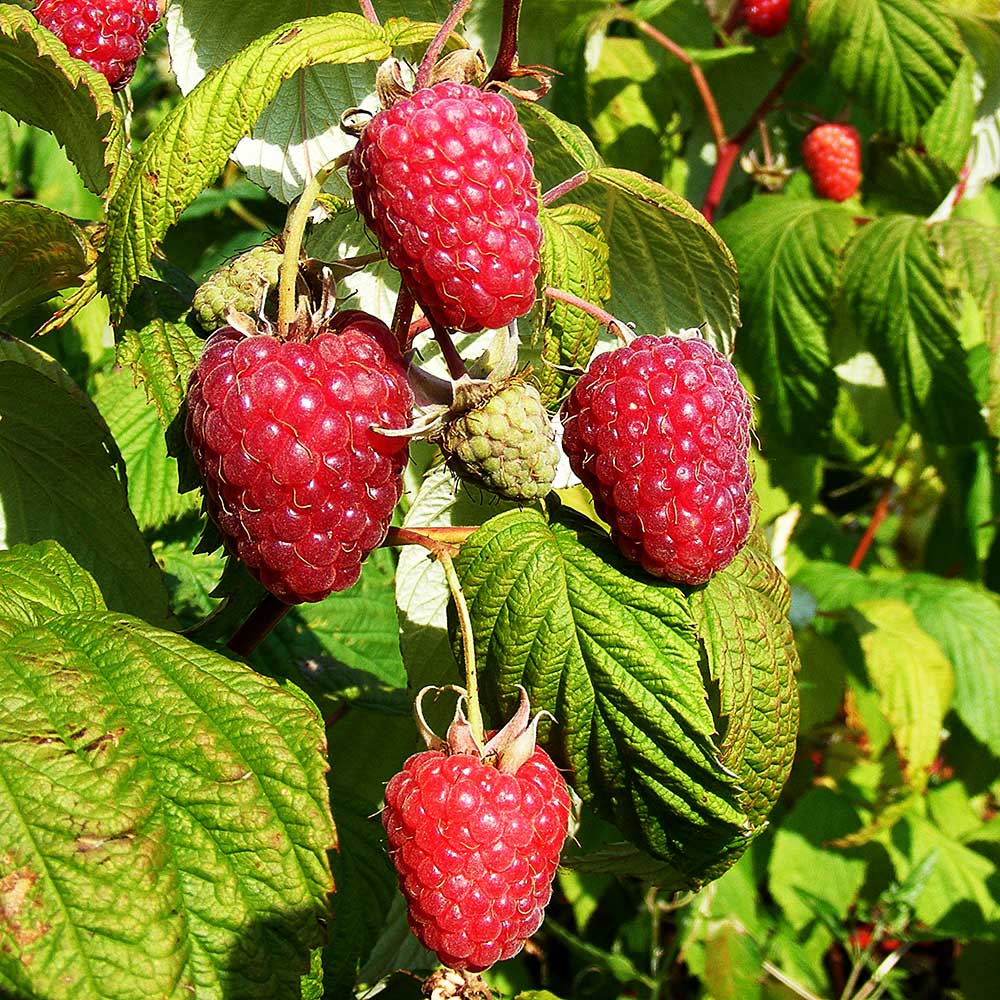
[1,1,1000,999]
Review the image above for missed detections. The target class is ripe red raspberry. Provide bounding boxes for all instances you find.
[383,742,570,971]
[802,124,863,202]
[561,335,753,585]
[34,1,161,90]
[184,310,413,604]
[740,0,790,37]
[348,81,542,333]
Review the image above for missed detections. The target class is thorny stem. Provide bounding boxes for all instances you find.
[542,170,590,207]
[439,550,486,746]
[227,593,292,658]
[485,0,524,84]
[357,0,380,25]
[277,153,350,336]
[633,16,726,150]
[429,316,469,379]
[415,0,472,90]
[544,286,632,342]
[701,54,806,221]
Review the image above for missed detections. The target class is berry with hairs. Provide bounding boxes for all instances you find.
[348,81,541,333]
[741,0,790,37]
[34,0,161,90]
[184,310,413,603]
[802,124,863,202]
[192,244,285,333]
[561,335,753,585]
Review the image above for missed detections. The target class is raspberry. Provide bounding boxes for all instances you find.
[184,310,413,603]
[740,0,790,37]
[192,243,284,332]
[34,1,161,90]
[348,81,542,333]
[802,124,863,202]
[437,379,558,502]
[561,335,753,585]
[382,697,571,972]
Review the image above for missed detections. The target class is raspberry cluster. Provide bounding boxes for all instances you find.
[383,743,570,971]
[35,0,161,90]
[802,124,863,202]
[562,335,753,585]
[349,81,542,333]
[184,311,413,603]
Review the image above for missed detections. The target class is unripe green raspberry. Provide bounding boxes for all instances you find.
[438,379,558,502]
[192,243,284,332]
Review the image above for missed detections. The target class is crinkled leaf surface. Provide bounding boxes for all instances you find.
[0,4,124,194]
[536,204,612,407]
[0,337,170,626]
[101,13,425,317]
[718,196,855,445]
[840,214,984,443]
[0,540,104,628]
[689,527,799,833]
[454,507,748,879]
[0,201,93,322]
[165,1,447,203]
[798,0,964,143]
[0,606,335,1000]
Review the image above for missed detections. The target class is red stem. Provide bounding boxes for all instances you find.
[391,285,416,350]
[848,485,894,571]
[542,170,591,207]
[358,0,380,25]
[721,0,742,37]
[635,18,726,151]
[415,0,471,90]
[485,0,524,84]
[227,593,292,658]
[701,54,805,221]
[429,317,468,379]
[544,286,631,342]
[384,525,479,557]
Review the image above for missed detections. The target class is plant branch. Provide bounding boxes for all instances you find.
[485,0,524,84]
[357,0,380,25]
[701,54,805,221]
[851,943,912,1000]
[439,550,485,743]
[633,16,726,150]
[762,960,825,1000]
[415,0,471,90]
[383,525,479,556]
[848,482,894,571]
[544,286,632,342]
[227,593,292,658]
[542,170,591,207]
[429,316,468,379]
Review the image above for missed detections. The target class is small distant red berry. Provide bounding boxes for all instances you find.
[561,335,753,586]
[184,311,413,604]
[802,124,863,202]
[382,745,570,971]
[741,0,790,37]
[348,81,542,333]
[34,1,161,90]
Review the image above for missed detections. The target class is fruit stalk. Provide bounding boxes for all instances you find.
[276,153,350,337]
[227,593,292,657]
[414,0,472,90]
[485,0,524,84]
[357,0,380,25]
[439,550,485,744]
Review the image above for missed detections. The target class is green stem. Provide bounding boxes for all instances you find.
[277,153,350,337]
[438,550,484,743]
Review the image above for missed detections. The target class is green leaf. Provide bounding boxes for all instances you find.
[115,277,205,434]
[454,507,748,879]
[92,371,200,533]
[0,4,124,194]
[0,338,171,626]
[0,201,94,322]
[767,787,868,929]
[574,167,740,353]
[165,1,444,203]
[718,196,856,444]
[100,13,412,317]
[954,13,1000,201]
[689,527,800,833]
[0,540,105,627]
[839,214,985,443]
[703,920,764,1000]
[934,219,1000,445]
[887,814,1000,938]
[801,0,965,143]
[797,563,1000,758]
[848,599,954,783]
[923,54,978,170]
[536,204,612,407]
[0,610,335,999]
